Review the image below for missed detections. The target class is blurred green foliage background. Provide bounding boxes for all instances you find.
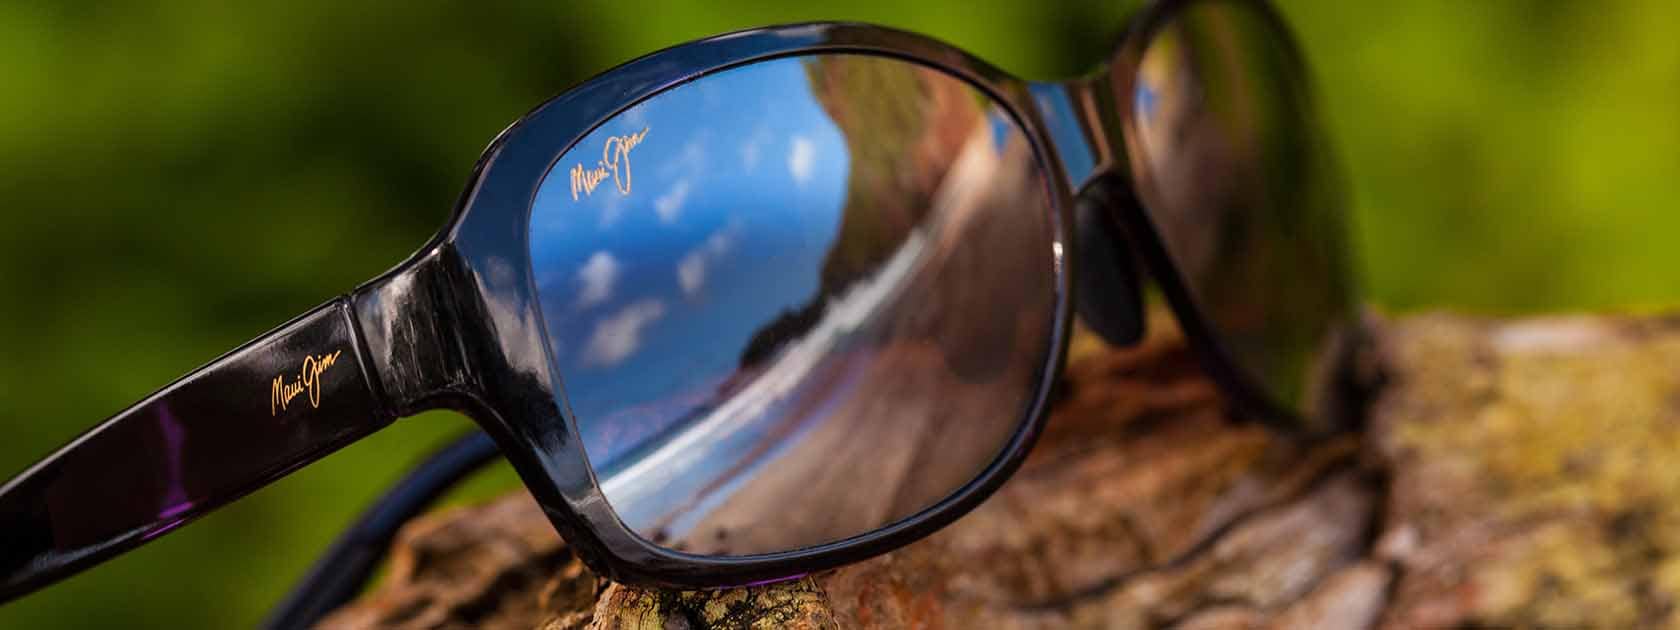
[1,1,1677,627]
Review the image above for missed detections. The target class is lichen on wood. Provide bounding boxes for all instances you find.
[322,312,1680,629]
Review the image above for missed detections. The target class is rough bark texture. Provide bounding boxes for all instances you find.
[320,312,1680,629]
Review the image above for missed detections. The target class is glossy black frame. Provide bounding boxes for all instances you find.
[0,0,1345,602]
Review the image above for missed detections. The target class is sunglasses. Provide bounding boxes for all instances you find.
[0,0,1360,603]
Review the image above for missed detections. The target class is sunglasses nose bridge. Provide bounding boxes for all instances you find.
[1026,73,1130,194]
[1026,79,1147,349]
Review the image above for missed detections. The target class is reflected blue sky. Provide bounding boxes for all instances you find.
[1029,83,1095,189]
[530,58,849,470]
[531,55,1057,555]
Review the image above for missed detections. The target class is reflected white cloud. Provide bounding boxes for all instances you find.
[676,227,737,297]
[741,125,771,172]
[788,136,815,186]
[676,252,705,297]
[576,251,620,309]
[654,178,691,224]
[583,299,667,367]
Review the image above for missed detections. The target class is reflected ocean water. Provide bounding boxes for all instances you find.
[530,54,1058,555]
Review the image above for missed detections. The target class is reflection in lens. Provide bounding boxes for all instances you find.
[1123,1,1359,427]
[529,55,1058,555]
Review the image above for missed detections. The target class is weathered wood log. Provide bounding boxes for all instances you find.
[318,312,1680,629]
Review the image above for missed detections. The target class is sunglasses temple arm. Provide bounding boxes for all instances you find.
[0,297,394,602]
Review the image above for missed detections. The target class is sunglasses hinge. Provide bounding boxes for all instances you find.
[350,243,486,418]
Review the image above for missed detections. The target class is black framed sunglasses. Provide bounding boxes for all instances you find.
[0,0,1360,603]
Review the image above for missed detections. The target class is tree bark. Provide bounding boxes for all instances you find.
[319,312,1680,629]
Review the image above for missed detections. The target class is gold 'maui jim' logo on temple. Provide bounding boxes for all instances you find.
[571,127,649,201]
[271,350,343,416]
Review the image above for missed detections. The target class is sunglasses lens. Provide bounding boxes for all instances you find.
[1124,1,1359,427]
[529,54,1059,555]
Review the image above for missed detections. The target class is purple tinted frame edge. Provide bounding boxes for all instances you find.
[0,0,1345,600]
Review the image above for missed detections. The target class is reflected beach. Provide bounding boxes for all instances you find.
[530,55,1057,555]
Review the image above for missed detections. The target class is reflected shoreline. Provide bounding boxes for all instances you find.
[531,53,1058,556]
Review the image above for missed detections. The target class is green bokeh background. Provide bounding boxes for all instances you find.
[2,1,1677,626]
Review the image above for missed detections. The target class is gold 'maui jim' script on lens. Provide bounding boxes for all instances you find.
[271,349,343,416]
[571,127,649,201]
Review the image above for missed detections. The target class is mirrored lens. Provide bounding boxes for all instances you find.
[529,54,1058,555]
[1124,1,1359,426]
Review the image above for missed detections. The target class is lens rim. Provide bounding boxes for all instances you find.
[425,24,1076,588]
[532,53,1064,556]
